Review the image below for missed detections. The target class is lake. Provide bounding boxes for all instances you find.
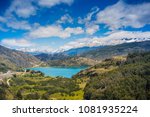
[28,67,87,78]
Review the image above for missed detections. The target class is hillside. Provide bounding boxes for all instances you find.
[80,41,150,60]
[0,45,41,72]
[73,52,150,100]
[35,53,69,61]
[47,57,99,67]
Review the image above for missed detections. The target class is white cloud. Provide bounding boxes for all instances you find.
[60,31,150,50]
[65,27,84,35]
[0,0,36,31]
[18,46,54,53]
[1,39,34,47]
[78,7,99,24]
[86,25,99,35]
[1,37,54,53]
[56,14,73,24]
[0,14,32,30]
[6,0,36,18]
[4,0,74,18]
[78,7,100,35]
[29,25,84,39]
[0,0,74,31]
[38,0,73,7]
[96,1,150,30]
[7,20,32,30]
[0,16,7,23]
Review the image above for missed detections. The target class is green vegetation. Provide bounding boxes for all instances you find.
[0,70,82,100]
[0,52,150,100]
[82,52,150,100]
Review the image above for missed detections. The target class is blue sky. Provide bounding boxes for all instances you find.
[0,0,150,52]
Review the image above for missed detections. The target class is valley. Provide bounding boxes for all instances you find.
[0,41,150,100]
[0,0,150,101]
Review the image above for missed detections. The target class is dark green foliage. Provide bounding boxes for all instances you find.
[0,86,7,100]
[16,90,23,100]
[25,93,40,100]
[84,52,150,100]
[0,63,10,72]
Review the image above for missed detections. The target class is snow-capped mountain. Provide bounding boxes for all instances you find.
[122,37,150,43]
[17,36,150,55]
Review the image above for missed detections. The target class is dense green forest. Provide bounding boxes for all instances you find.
[82,52,150,100]
[0,52,150,100]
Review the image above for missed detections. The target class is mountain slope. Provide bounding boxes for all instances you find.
[35,53,69,61]
[80,41,150,60]
[0,45,41,72]
[73,52,150,100]
[62,46,103,56]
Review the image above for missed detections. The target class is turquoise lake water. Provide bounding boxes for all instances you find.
[28,67,87,78]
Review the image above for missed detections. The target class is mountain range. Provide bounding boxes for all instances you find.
[35,41,150,66]
[80,41,150,60]
[0,41,150,72]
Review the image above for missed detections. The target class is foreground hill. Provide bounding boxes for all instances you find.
[73,52,150,100]
[0,45,41,72]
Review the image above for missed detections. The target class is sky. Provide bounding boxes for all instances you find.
[0,0,150,53]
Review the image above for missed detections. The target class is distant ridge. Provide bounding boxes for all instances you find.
[35,41,150,67]
[80,41,150,60]
[36,41,150,61]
